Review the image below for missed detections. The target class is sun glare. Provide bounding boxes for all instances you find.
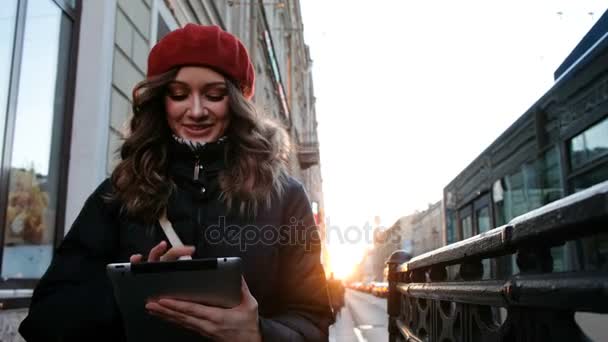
[325,243,369,280]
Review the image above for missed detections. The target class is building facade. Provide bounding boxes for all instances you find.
[443,10,608,277]
[410,201,443,257]
[0,0,323,339]
[366,205,444,283]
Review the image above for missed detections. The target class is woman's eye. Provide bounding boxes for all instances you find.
[168,94,188,101]
[206,94,226,102]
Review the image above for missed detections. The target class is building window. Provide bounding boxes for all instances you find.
[461,215,473,239]
[55,0,76,10]
[1,0,75,284]
[538,146,563,203]
[499,148,563,224]
[504,169,527,220]
[0,1,19,153]
[569,116,608,192]
[445,208,456,245]
[569,116,608,170]
[492,179,506,227]
[572,162,608,191]
[151,0,179,46]
[476,207,490,234]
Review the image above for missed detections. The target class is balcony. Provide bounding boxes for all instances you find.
[298,142,320,169]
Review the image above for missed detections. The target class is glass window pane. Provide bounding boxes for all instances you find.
[157,14,171,42]
[461,215,472,239]
[539,146,563,204]
[585,119,608,159]
[572,161,608,192]
[445,209,456,244]
[523,162,542,210]
[476,206,492,279]
[570,134,586,169]
[504,170,527,220]
[569,117,608,169]
[492,180,506,226]
[476,207,490,234]
[0,1,19,150]
[2,0,72,279]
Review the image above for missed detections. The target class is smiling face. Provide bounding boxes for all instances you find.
[164,66,230,143]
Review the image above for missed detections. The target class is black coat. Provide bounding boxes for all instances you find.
[19,140,333,341]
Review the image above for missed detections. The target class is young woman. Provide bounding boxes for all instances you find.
[19,24,332,342]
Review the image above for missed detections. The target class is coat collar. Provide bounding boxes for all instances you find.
[167,135,228,186]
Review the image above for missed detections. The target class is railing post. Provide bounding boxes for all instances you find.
[387,250,412,342]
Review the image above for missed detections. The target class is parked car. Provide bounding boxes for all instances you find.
[361,281,374,293]
[372,282,389,297]
[348,281,362,290]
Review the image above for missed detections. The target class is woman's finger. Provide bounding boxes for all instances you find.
[240,277,258,309]
[157,298,221,321]
[148,310,211,337]
[129,254,143,264]
[159,246,196,262]
[147,301,217,335]
[148,241,168,262]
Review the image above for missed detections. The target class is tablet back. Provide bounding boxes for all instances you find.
[107,257,242,342]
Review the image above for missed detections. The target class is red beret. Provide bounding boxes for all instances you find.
[147,24,255,99]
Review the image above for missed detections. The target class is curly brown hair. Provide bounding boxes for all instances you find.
[109,68,290,221]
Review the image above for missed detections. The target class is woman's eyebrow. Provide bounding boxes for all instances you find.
[169,80,227,88]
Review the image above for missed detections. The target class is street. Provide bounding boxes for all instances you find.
[329,289,388,342]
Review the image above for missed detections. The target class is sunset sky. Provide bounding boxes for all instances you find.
[300,0,608,278]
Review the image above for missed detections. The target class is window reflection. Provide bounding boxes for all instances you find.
[157,14,171,42]
[495,147,564,225]
[0,1,19,153]
[570,117,608,170]
[461,215,472,239]
[445,209,456,244]
[504,170,527,219]
[476,207,491,278]
[2,0,72,279]
[491,146,566,276]
[476,207,490,233]
[539,147,563,203]
[572,162,608,192]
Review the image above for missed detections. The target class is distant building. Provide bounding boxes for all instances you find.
[370,206,444,282]
[411,201,443,256]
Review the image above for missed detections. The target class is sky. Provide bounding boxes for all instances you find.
[299,0,608,278]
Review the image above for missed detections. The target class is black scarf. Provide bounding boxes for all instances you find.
[167,135,229,199]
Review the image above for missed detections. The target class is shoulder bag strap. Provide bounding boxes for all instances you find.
[158,209,193,261]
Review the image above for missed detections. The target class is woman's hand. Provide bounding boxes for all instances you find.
[129,241,195,263]
[145,277,262,342]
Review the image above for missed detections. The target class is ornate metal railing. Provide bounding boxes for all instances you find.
[387,180,608,342]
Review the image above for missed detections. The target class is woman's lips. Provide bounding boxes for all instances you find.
[183,124,213,136]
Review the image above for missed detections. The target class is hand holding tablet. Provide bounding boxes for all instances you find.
[128,240,194,263]
[145,276,262,342]
[107,241,251,341]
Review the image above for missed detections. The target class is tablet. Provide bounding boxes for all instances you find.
[107,257,242,341]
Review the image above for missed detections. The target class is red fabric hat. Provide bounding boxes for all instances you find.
[147,24,255,99]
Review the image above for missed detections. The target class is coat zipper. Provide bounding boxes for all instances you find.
[193,154,203,252]
[193,157,201,180]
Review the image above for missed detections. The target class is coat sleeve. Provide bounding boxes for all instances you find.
[19,180,125,342]
[259,180,334,341]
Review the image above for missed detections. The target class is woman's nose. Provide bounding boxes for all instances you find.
[188,95,208,118]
